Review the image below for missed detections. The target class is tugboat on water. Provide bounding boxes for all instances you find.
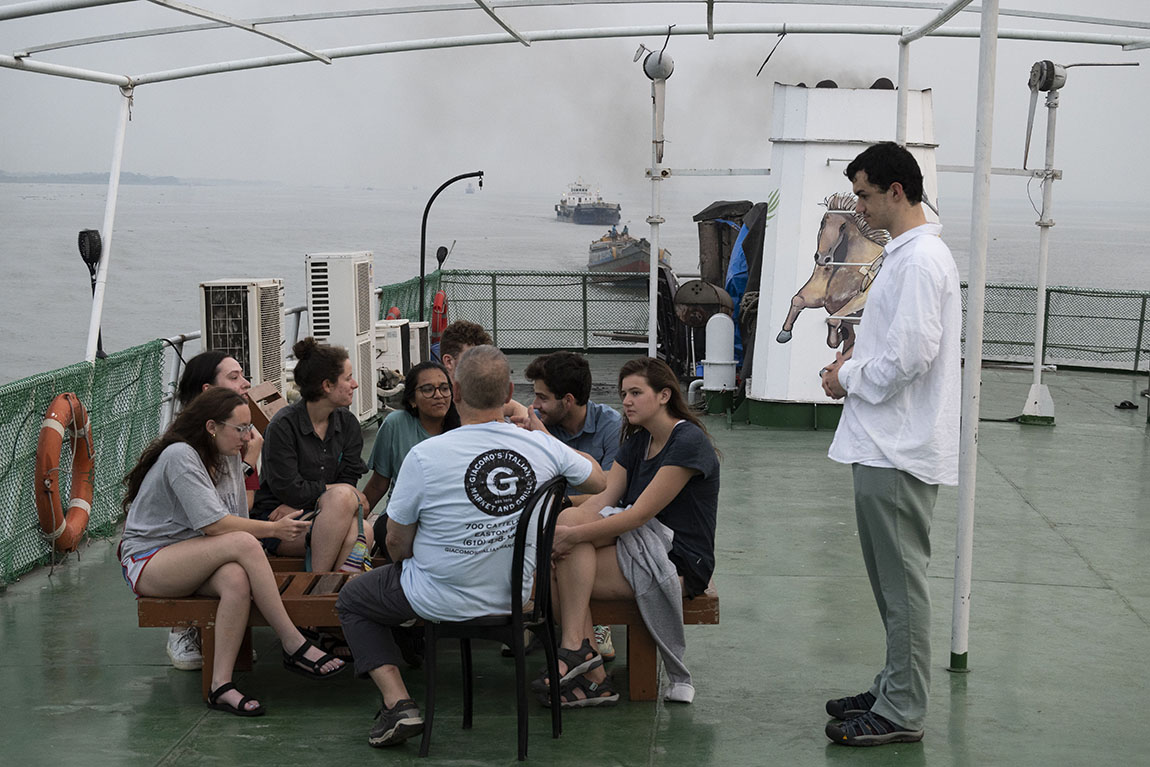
[555,179,621,225]
[587,224,670,278]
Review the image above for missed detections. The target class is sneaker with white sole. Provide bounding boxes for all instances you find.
[368,698,424,747]
[167,627,202,671]
[593,625,615,661]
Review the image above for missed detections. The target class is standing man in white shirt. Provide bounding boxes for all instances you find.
[819,142,962,747]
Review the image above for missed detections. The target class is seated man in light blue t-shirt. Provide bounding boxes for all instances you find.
[337,345,606,749]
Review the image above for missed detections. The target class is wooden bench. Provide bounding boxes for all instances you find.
[590,581,720,701]
[137,571,360,701]
[138,564,719,704]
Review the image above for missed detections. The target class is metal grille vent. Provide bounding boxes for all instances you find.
[204,284,251,375]
[356,260,372,335]
[309,261,331,338]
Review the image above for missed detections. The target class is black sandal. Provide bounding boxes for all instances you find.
[537,674,619,709]
[208,682,266,717]
[302,628,354,662]
[530,638,603,693]
[282,638,346,680]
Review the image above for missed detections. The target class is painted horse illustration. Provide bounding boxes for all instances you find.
[776,192,889,353]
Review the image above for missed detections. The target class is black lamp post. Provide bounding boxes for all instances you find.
[78,229,107,359]
[420,170,483,321]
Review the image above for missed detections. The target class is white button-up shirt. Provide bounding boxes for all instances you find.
[828,222,962,486]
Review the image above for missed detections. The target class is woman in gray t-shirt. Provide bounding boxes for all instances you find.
[119,388,348,717]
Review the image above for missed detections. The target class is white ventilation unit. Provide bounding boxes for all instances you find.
[305,252,377,421]
[199,278,285,396]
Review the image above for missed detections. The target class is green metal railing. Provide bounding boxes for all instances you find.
[378,269,652,350]
[962,284,1150,372]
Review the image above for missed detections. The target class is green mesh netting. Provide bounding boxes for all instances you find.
[0,340,164,584]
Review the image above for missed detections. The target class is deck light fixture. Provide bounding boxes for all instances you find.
[78,229,107,359]
[419,171,484,322]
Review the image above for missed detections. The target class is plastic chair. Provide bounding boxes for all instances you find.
[418,475,567,760]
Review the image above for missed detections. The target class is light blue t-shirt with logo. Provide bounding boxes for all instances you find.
[388,421,592,622]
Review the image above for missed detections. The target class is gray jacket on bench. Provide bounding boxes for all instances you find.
[615,515,695,702]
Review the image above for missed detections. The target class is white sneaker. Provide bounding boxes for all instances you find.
[167,627,203,671]
[593,625,615,661]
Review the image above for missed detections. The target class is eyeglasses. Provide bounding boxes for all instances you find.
[416,383,452,397]
[220,421,255,434]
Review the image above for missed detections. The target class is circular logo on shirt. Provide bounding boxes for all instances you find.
[464,449,537,517]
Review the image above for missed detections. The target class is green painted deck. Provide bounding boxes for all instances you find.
[2,361,1148,766]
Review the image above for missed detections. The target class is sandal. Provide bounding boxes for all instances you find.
[530,638,603,693]
[537,674,619,709]
[208,682,265,717]
[302,628,354,662]
[282,638,346,680]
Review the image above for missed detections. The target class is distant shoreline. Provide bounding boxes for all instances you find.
[0,170,271,186]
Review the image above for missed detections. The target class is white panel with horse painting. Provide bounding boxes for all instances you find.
[749,83,939,404]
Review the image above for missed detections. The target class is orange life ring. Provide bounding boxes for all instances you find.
[34,393,94,553]
[431,290,449,343]
[385,306,402,320]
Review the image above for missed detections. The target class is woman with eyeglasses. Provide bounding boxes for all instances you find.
[251,338,372,573]
[120,388,346,717]
[363,361,460,531]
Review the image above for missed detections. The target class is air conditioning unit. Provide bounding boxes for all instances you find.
[199,278,285,396]
[409,321,430,367]
[376,319,411,379]
[305,252,377,421]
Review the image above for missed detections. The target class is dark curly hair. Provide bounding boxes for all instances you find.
[292,337,349,402]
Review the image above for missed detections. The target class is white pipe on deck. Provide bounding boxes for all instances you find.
[1021,87,1058,422]
[647,78,661,359]
[85,86,132,363]
[896,39,910,145]
[951,0,999,673]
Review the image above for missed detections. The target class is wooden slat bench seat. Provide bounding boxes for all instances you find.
[590,581,720,701]
[138,568,719,704]
[266,555,388,572]
[137,571,360,701]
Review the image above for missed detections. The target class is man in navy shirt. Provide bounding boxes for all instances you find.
[525,350,623,658]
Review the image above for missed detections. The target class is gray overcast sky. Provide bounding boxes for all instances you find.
[1,1,1147,202]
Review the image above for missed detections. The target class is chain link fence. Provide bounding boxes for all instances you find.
[0,341,164,584]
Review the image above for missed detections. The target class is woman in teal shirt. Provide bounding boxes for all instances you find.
[364,361,459,526]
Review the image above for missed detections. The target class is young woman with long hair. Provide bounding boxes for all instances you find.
[162,351,265,670]
[119,388,346,717]
[541,357,720,707]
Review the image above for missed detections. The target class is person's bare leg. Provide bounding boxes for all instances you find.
[138,534,342,682]
[306,484,363,571]
[196,562,257,711]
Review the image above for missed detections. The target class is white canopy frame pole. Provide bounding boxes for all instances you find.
[1020,87,1059,424]
[647,78,663,359]
[895,39,910,144]
[951,0,999,673]
[85,85,133,363]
